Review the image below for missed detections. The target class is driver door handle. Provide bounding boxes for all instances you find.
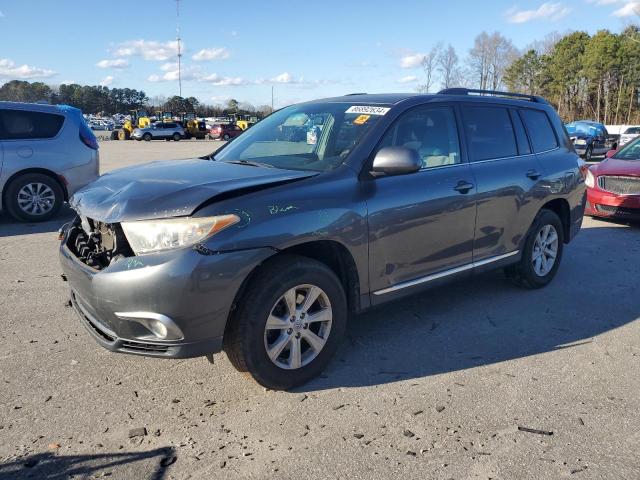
[454,181,474,194]
[526,169,541,180]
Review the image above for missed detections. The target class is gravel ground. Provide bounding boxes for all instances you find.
[0,141,639,479]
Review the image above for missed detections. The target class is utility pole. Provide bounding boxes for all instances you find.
[176,0,182,97]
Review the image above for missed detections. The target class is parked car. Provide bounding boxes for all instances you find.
[59,89,585,390]
[132,122,184,141]
[619,126,640,147]
[0,102,99,222]
[566,121,617,161]
[209,123,243,140]
[585,135,640,221]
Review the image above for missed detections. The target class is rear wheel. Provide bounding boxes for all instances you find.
[110,130,119,140]
[173,133,181,141]
[224,255,347,390]
[505,209,564,289]
[5,173,63,222]
[117,129,130,140]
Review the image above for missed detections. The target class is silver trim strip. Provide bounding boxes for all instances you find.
[114,311,184,341]
[373,250,519,296]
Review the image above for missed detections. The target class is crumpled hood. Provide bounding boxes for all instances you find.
[591,158,640,177]
[70,159,315,223]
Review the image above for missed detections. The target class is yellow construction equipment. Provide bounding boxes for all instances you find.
[112,109,151,140]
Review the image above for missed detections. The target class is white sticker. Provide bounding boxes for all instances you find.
[345,105,390,116]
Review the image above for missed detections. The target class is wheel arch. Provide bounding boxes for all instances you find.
[539,198,571,244]
[226,239,362,338]
[2,168,69,209]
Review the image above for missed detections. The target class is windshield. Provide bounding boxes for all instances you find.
[213,103,388,171]
[613,136,640,160]
[566,122,597,136]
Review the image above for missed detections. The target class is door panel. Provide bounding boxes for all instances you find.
[366,104,476,295]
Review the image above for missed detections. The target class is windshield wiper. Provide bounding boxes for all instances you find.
[223,159,275,168]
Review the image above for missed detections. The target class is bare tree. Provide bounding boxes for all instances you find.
[468,31,518,90]
[438,44,460,89]
[416,44,441,93]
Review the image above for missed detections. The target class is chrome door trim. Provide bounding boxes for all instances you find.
[373,250,519,296]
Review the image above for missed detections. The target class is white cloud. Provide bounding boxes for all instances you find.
[96,58,129,69]
[0,58,56,79]
[60,80,76,85]
[397,75,418,84]
[271,72,295,83]
[192,47,230,61]
[100,75,114,86]
[613,1,640,16]
[505,3,571,23]
[200,73,247,86]
[400,53,426,69]
[113,40,180,61]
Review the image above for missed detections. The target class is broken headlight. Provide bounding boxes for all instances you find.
[121,214,239,255]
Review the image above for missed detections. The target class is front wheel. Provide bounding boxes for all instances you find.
[223,133,230,141]
[173,133,181,141]
[143,133,152,141]
[585,145,593,161]
[224,255,347,390]
[505,209,564,289]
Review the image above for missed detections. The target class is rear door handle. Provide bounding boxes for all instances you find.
[454,181,474,194]
[526,169,541,180]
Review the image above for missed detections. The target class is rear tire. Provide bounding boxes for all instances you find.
[110,130,119,140]
[4,173,64,222]
[224,255,347,390]
[504,209,564,289]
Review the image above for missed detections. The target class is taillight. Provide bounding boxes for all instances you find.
[79,122,99,150]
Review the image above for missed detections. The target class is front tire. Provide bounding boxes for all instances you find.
[505,209,564,289]
[224,255,347,390]
[223,133,230,141]
[585,145,593,161]
[143,133,152,141]
[173,133,181,141]
[5,173,63,222]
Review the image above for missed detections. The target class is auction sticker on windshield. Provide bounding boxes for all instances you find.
[345,105,390,115]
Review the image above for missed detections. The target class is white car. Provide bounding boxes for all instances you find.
[619,126,640,147]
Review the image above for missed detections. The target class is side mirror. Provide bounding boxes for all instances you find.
[371,146,422,176]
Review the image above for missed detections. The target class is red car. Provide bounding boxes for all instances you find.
[585,136,640,220]
[208,123,243,141]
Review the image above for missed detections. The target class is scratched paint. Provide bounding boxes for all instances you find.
[268,205,298,215]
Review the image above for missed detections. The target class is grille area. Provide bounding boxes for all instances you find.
[121,341,170,354]
[598,175,640,195]
[596,204,640,218]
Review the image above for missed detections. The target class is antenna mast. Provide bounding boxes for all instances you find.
[176,0,182,97]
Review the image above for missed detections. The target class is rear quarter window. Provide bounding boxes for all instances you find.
[461,105,518,161]
[519,109,558,153]
[0,109,65,140]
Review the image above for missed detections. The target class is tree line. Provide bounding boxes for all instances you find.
[0,80,272,118]
[415,27,640,124]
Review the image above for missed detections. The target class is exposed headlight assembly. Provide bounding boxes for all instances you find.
[121,214,239,254]
[574,139,587,146]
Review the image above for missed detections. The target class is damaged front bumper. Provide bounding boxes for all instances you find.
[59,225,275,359]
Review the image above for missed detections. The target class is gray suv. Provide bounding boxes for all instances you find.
[59,89,586,390]
[1,102,99,222]
[132,121,184,141]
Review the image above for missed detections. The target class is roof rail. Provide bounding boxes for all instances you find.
[345,92,367,96]
[437,88,548,104]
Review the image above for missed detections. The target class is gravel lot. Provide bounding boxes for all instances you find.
[1,140,639,479]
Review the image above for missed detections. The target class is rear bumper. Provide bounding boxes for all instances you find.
[59,234,275,359]
[586,187,640,220]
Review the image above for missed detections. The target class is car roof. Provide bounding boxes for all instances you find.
[303,92,550,109]
[0,101,82,116]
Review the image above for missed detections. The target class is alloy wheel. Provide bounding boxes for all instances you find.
[263,284,332,370]
[17,183,55,216]
[531,224,558,277]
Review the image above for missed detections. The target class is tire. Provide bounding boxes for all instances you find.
[173,133,181,141]
[585,145,593,161]
[118,129,130,141]
[4,173,64,222]
[110,130,119,140]
[143,133,152,141]
[165,138,171,141]
[224,254,347,390]
[223,133,230,141]
[504,209,564,289]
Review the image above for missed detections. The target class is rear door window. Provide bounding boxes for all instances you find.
[519,109,558,153]
[461,106,517,161]
[0,109,65,140]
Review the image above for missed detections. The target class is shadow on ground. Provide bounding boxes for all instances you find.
[0,206,74,238]
[0,447,176,480]
[299,223,640,391]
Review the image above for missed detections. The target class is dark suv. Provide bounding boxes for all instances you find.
[59,89,586,390]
